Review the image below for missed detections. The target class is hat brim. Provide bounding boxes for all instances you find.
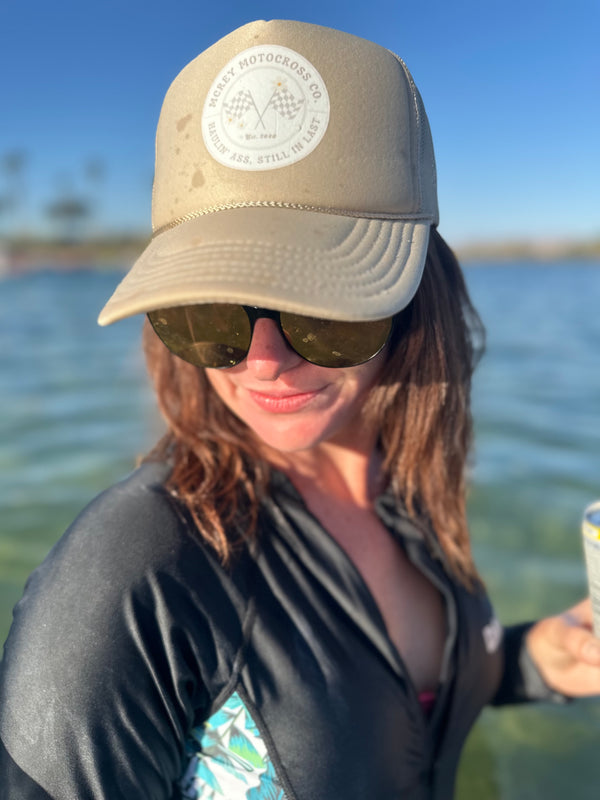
[97,207,432,326]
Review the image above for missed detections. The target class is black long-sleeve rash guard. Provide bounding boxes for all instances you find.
[0,462,567,799]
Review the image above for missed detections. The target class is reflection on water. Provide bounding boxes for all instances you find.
[460,263,600,799]
[1,263,599,798]
[0,271,157,611]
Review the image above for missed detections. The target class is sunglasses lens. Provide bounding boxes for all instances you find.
[280,313,393,367]
[148,304,251,367]
[149,304,394,369]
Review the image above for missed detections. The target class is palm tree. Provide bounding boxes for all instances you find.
[0,150,28,236]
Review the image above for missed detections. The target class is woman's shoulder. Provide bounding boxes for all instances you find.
[49,461,200,572]
[2,461,251,700]
[71,459,184,540]
[18,461,244,621]
[0,463,251,797]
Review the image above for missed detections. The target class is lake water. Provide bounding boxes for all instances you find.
[1,263,599,797]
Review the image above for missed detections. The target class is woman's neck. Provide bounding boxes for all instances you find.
[266,438,384,508]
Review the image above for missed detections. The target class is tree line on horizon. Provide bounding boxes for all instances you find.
[1,149,598,262]
[0,150,109,244]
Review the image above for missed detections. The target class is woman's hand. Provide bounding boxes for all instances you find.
[526,598,600,697]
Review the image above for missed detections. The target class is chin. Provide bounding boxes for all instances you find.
[250,422,333,455]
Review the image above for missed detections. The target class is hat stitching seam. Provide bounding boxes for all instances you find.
[140,259,394,289]
[392,52,423,214]
[109,272,401,301]
[148,228,408,281]
[151,202,433,238]
[152,222,405,260]
[139,241,404,282]
[141,243,408,293]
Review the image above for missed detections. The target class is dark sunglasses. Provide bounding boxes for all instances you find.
[147,304,394,369]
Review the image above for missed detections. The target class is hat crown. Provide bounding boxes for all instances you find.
[98,21,437,328]
[152,19,438,233]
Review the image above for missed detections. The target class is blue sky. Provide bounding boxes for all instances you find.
[1,0,598,246]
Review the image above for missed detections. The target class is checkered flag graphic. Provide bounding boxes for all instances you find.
[223,89,254,119]
[268,86,305,121]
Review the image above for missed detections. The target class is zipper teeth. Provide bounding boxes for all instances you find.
[151,201,432,238]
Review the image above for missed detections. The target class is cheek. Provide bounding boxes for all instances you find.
[343,350,387,398]
[205,369,237,409]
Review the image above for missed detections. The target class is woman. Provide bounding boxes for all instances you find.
[1,20,599,800]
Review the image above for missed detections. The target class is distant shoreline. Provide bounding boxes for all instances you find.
[1,233,599,273]
[455,237,600,264]
[0,235,148,273]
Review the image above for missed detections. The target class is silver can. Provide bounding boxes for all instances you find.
[582,500,600,638]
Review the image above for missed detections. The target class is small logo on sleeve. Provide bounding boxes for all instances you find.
[202,45,330,171]
[482,615,503,654]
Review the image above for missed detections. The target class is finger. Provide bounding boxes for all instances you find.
[568,597,594,625]
[563,623,600,665]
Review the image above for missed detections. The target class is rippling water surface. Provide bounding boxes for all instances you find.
[1,263,599,798]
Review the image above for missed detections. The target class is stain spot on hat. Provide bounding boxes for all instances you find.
[191,170,205,188]
[177,114,192,132]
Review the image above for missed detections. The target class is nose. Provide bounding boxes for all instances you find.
[244,317,301,380]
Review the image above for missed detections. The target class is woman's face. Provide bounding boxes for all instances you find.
[205,317,385,456]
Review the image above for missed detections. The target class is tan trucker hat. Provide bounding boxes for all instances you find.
[98,19,438,326]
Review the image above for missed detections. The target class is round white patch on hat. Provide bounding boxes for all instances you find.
[202,44,330,171]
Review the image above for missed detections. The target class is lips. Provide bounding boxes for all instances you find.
[247,388,322,413]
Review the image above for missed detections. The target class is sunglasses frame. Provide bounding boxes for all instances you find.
[148,304,396,370]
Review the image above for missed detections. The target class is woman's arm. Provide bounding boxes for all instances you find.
[0,465,222,800]
[492,597,600,705]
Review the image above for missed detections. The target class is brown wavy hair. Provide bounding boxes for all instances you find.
[142,227,485,586]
